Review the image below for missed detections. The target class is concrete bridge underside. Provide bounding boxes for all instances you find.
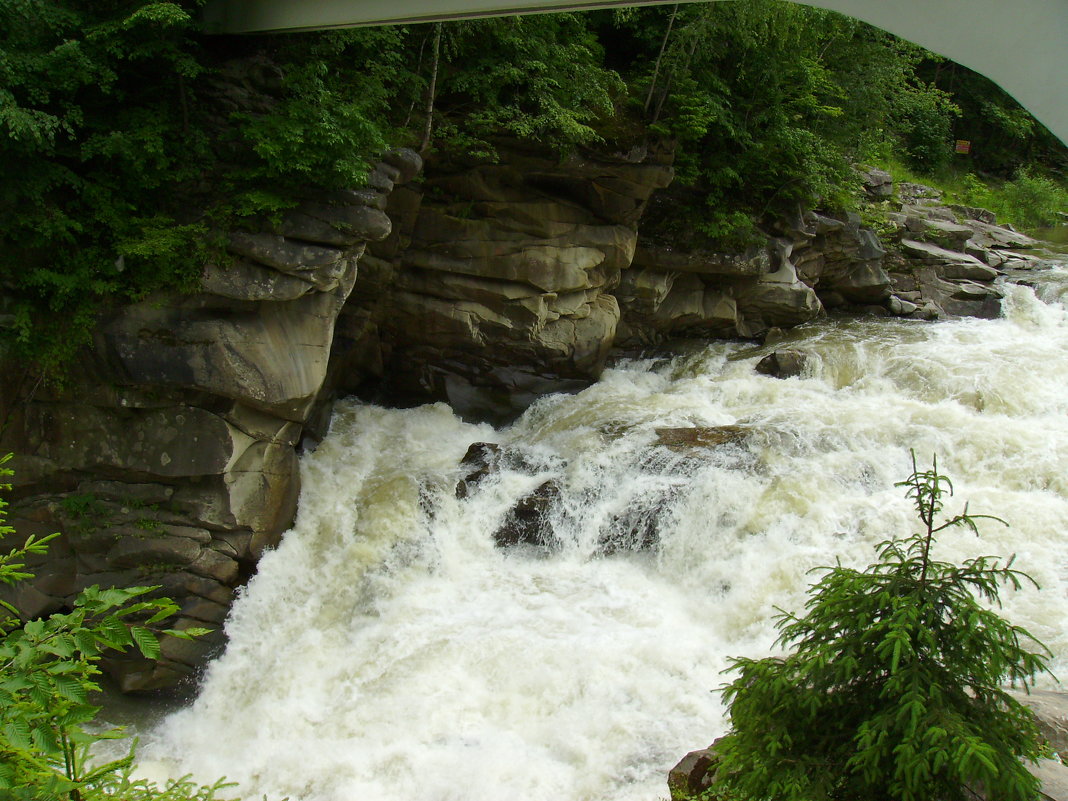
[202,0,1068,148]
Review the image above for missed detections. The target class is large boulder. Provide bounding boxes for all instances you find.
[788,212,892,305]
[755,350,812,378]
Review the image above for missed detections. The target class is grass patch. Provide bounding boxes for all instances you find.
[872,156,1068,230]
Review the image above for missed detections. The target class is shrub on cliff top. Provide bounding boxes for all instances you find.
[711,454,1051,801]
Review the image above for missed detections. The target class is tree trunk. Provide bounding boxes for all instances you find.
[420,22,443,153]
[645,4,679,116]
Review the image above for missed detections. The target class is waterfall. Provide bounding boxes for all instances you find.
[139,265,1068,801]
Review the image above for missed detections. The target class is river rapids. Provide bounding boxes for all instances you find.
[137,261,1068,801]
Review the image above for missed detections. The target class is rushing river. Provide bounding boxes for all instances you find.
[136,256,1068,801]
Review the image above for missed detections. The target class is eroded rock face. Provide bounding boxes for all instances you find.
[331,145,674,422]
[616,208,893,343]
[0,150,421,691]
[874,186,1029,320]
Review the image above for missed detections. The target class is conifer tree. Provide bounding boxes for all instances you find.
[713,454,1052,801]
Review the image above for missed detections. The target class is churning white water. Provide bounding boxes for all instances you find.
[141,263,1068,801]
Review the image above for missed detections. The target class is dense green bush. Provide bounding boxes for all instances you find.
[0,454,230,800]
[428,14,623,158]
[0,2,408,380]
[605,2,972,246]
[965,170,1068,230]
[712,455,1051,801]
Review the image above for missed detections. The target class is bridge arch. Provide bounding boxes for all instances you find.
[202,0,1068,147]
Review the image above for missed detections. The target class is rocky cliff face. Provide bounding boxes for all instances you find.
[329,144,674,422]
[0,153,1042,690]
[0,149,420,690]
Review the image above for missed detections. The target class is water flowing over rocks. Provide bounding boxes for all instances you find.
[0,150,1050,690]
[131,264,1068,800]
[754,349,812,379]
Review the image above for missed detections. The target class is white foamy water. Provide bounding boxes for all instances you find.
[140,266,1068,801]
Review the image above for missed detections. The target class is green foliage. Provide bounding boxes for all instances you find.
[871,157,1068,231]
[3,2,1065,378]
[959,170,1068,230]
[427,15,623,158]
[713,455,1051,801]
[891,81,961,173]
[225,28,408,194]
[0,4,408,382]
[0,454,227,799]
[920,61,1067,178]
[0,1,211,377]
[614,3,941,246]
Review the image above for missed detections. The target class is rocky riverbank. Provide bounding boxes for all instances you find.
[0,147,1052,689]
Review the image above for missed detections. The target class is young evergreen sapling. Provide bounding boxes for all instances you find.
[712,454,1052,801]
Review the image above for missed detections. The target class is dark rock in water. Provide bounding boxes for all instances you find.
[454,442,562,549]
[655,426,751,450]
[455,442,504,499]
[888,295,920,316]
[668,740,723,801]
[598,488,677,553]
[942,281,1004,319]
[755,350,811,379]
[494,480,561,549]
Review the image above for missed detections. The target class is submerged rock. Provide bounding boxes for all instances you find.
[454,442,561,550]
[494,480,562,550]
[455,441,504,500]
[755,350,812,379]
[654,425,752,450]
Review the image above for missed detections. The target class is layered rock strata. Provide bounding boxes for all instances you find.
[872,175,1040,320]
[0,150,421,690]
[615,206,892,344]
[616,169,1040,347]
[330,145,674,422]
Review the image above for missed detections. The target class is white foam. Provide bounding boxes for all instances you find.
[141,267,1068,801]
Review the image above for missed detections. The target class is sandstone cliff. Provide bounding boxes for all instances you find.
[0,150,420,690]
